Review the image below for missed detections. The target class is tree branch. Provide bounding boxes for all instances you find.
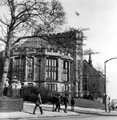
[0,24,7,37]
[0,37,6,44]
[0,18,9,26]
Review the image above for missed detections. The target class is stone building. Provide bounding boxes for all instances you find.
[82,59,105,99]
[0,30,104,98]
[0,30,84,97]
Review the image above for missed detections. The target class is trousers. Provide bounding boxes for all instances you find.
[33,104,43,114]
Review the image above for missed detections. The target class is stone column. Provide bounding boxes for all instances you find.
[57,58,62,92]
[33,56,36,81]
[24,56,28,82]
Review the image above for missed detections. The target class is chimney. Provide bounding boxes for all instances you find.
[89,53,92,66]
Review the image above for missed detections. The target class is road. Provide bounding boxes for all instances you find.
[4,115,117,120]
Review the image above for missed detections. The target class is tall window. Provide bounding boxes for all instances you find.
[63,60,69,81]
[70,62,74,82]
[46,58,58,80]
[78,60,81,75]
[27,57,33,80]
[83,65,88,92]
[83,76,88,92]
[19,58,25,81]
[64,84,69,92]
[14,57,25,81]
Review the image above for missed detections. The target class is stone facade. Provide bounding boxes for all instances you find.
[7,30,84,97]
[0,30,104,98]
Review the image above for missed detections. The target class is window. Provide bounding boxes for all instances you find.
[46,58,58,80]
[63,61,69,81]
[71,84,74,92]
[78,60,81,74]
[27,57,33,80]
[14,57,25,81]
[64,84,69,92]
[46,83,57,91]
[28,83,33,87]
[83,77,88,91]
[19,58,25,81]
[70,62,74,82]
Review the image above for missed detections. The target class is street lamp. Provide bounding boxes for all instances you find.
[104,57,117,112]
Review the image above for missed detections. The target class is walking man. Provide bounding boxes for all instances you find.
[55,94,61,112]
[52,94,57,111]
[71,97,75,111]
[33,92,43,115]
[63,94,69,113]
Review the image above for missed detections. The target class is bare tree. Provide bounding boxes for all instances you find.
[0,0,66,96]
[88,75,100,98]
[95,63,104,73]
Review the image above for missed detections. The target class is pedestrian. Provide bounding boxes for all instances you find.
[111,103,114,111]
[33,92,44,115]
[108,96,111,113]
[108,100,111,113]
[71,97,75,111]
[55,94,61,112]
[63,94,69,113]
[52,94,57,111]
[3,78,9,96]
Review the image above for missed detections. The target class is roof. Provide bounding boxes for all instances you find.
[20,37,50,49]
[14,30,83,55]
[17,35,72,53]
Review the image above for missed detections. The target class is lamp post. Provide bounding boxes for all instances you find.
[104,57,117,112]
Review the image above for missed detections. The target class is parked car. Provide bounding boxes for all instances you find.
[111,99,117,110]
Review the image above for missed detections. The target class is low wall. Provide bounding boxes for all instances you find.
[0,98,23,112]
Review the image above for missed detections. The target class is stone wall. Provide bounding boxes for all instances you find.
[0,98,23,112]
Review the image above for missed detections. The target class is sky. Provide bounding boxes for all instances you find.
[59,0,117,100]
[0,0,117,100]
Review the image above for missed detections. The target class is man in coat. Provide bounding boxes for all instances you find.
[55,94,61,112]
[52,94,57,111]
[33,92,44,115]
[63,94,69,113]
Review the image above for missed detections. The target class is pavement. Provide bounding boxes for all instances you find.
[0,102,117,119]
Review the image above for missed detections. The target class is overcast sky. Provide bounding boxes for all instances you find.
[59,0,117,100]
